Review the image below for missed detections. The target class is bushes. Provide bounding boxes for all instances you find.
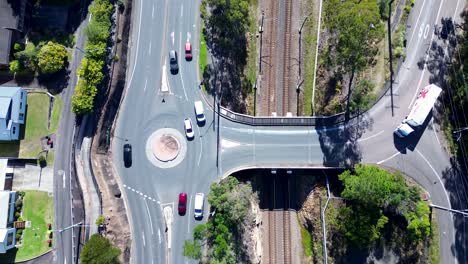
[71,0,114,115]
[81,234,120,264]
[37,41,68,74]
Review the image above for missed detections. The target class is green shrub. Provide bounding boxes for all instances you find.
[37,41,68,74]
[95,215,105,226]
[14,43,23,51]
[9,60,22,73]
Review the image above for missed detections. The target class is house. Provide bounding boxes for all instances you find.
[0,0,28,68]
[0,190,17,253]
[0,87,27,141]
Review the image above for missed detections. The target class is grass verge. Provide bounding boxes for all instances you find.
[199,23,208,91]
[15,191,54,261]
[429,212,440,264]
[302,0,318,116]
[300,225,313,257]
[244,0,258,115]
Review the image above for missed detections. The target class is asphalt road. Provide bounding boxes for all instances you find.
[53,15,87,264]
[113,0,467,263]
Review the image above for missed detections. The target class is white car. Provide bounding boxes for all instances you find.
[194,193,205,219]
[184,118,194,139]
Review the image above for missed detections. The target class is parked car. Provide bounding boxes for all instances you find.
[178,192,187,215]
[194,101,206,124]
[123,143,132,168]
[184,118,194,139]
[194,193,204,219]
[169,50,178,73]
[185,42,192,61]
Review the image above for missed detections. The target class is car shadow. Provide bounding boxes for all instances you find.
[393,111,433,153]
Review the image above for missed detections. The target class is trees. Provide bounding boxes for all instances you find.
[9,60,22,73]
[80,234,120,264]
[71,0,113,115]
[349,79,376,113]
[37,41,68,74]
[14,42,38,72]
[184,176,256,263]
[337,165,430,246]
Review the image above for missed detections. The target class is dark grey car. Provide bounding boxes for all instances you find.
[123,143,132,168]
[169,50,178,74]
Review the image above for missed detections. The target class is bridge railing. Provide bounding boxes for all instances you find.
[218,107,346,126]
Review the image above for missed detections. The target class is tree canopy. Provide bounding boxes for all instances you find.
[80,234,120,264]
[337,165,431,246]
[37,41,68,74]
[324,0,385,74]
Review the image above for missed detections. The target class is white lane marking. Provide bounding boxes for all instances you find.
[171,32,175,45]
[431,120,441,146]
[423,24,430,39]
[158,228,162,244]
[188,195,193,233]
[161,63,170,93]
[376,151,401,165]
[179,71,188,101]
[142,231,146,247]
[144,78,148,92]
[408,0,426,45]
[145,200,154,235]
[357,130,384,142]
[62,171,65,189]
[408,0,445,109]
[180,5,183,17]
[127,0,143,91]
[221,138,242,148]
[152,5,155,19]
[149,41,152,55]
[197,137,203,166]
[187,32,191,42]
[415,149,451,207]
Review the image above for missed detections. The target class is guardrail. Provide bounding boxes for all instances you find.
[218,106,347,126]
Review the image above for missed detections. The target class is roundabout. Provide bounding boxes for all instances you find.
[145,128,187,168]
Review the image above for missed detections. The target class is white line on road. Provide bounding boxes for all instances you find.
[126,0,143,91]
[431,119,441,146]
[376,151,401,165]
[144,78,148,92]
[415,149,451,207]
[408,0,427,46]
[142,232,146,247]
[145,200,154,235]
[152,4,155,19]
[188,194,193,233]
[171,32,175,45]
[158,228,162,244]
[63,172,66,189]
[357,130,384,142]
[179,72,188,101]
[180,5,183,18]
[408,0,445,109]
[197,137,203,166]
[149,41,152,55]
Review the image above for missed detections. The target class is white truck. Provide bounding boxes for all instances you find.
[394,84,442,138]
[194,193,205,219]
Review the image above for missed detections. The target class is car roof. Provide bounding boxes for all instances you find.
[179,192,187,200]
[185,42,191,50]
[184,118,192,126]
[170,50,177,57]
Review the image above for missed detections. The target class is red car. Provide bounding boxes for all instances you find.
[185,42,192,61]
[178,192,188,215]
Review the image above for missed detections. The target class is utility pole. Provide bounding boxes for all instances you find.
[388,0,395,117]
[253,81,257,116]
[453,127,468,141]
[298,15,310,77]
[430,204,468,217]
[259,11,265,74]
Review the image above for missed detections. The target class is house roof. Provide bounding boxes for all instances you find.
[0,159,7,191]
[0,97,11,119]
[0,0,25,65]
[0,191,10,228]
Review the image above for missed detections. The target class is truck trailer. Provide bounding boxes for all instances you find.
[394,84,442,138]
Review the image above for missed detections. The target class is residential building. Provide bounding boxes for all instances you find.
[0,87,27,141]
[0,0,28,68]
[0,190,17,253]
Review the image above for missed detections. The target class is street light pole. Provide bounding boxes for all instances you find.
[298,15,310,77]
[259,11,265,74]
[388,0,395,117]
[253,81,257,116]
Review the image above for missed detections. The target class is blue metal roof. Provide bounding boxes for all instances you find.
[0,97,11,119]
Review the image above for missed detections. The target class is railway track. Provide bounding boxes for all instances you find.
[263,0,278,116]
[263,174,292,264]
[281,0,293,116]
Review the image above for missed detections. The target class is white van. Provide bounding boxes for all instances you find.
[194,193,204,219]
[194,101,206,123]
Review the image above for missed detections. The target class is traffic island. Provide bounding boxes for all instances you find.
[146,128,187,169]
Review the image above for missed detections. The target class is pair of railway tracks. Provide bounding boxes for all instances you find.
[262,0,293,116]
